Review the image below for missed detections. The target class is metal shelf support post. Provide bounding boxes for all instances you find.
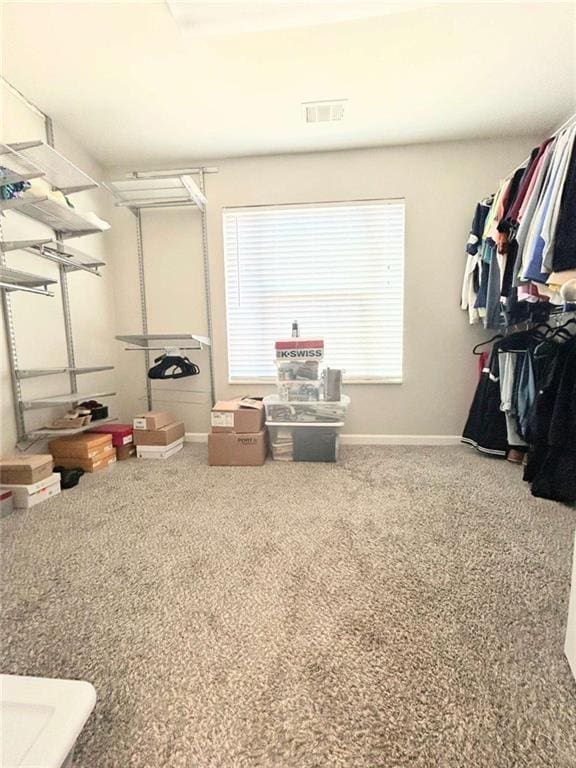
[0,217,26,441]
[135,209,153,410]
[199,169,216,406]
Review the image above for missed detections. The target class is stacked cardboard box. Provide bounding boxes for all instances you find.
[49,433,117,472]
[208,398,267,466]
[89,423,135,460]
[0,455,61,509]
[133,411,185,459]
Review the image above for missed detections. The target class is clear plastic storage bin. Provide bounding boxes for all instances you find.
[263,394,350,423]
[266,421,344,462]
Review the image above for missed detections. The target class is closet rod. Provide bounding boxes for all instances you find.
[130,168,218,179]
[124,346,203,352]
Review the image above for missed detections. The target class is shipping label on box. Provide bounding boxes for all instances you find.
[133,411,174,431]
[275,339,324,361]
[211,412,234,429]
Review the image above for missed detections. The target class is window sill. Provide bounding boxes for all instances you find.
[227,378,403,385]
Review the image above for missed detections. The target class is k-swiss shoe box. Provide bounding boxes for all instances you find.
[133,411,174,431]
[116,444,136,461]
[54,447,116,473]
[211,398,265,434]
[208,430,267,466]
[274,338,324,362]
[136,438,184,460]
[49,433,112,459]
[133,421,185,446]
[0,473,61,509]
[0,454,53,485]
[88,423,133,447]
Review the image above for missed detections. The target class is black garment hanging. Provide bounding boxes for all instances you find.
[147,354,200,380]
[528,337,576,503]
[461,344,508,456]
[551,134,576,271]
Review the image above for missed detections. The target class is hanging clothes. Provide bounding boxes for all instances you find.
[463,325,576,504]
[551,132,576,271]
[461,118,576,330]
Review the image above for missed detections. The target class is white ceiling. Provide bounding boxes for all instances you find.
[2,2,575,167]
[167,1,429,35]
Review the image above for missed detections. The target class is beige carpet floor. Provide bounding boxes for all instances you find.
[1,445,575,767]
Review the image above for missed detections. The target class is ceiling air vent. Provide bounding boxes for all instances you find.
[303,100,347,123]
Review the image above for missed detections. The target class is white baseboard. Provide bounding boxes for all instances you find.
[185,432,461,446]
[185,433,209,443]
[340,434,462,446]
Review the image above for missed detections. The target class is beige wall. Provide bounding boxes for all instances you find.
[109,134,541,437]
[0,85,542,449]
[0,85,120,453]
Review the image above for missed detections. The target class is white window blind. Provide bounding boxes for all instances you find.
[223,200,405,382]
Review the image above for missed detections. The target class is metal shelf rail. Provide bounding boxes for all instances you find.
[0,265,57,296]
[1,140,98,194]
[30,416,118,438]
[21,391,117,411]
[107,169,217,409]
[0,119,114,447]
[0,196,107,239]
[1,239,105,275]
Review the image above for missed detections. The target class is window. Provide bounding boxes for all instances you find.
[223,200,405,382]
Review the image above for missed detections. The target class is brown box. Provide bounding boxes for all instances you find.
[49,433,112,459]
[133,421,185,447]
[0,454,53,485]
[208,430,267,466]
[133,411,174,431]
[211,398,264,434]
[54,447,116,473]
[116,444,136,461]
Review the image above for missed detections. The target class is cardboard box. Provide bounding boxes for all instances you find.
[133,411,174,431]
[0,455,53,485]
[53,447,116,473]
[49,433,112,459]
[136,438,184,460]
[116,444,136,461]
[208,430,267,466]
[0,473,61,509]
[88,423,133,447]
[133,421,185,446]
[211,398,264,434]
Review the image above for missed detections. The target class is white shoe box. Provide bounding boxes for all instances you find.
[0,473,61,509]
[136,438,184,460]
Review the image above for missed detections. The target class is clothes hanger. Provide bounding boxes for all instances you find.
[148,353,200,380]
[547,317,576,340]
[472,334,503,355]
